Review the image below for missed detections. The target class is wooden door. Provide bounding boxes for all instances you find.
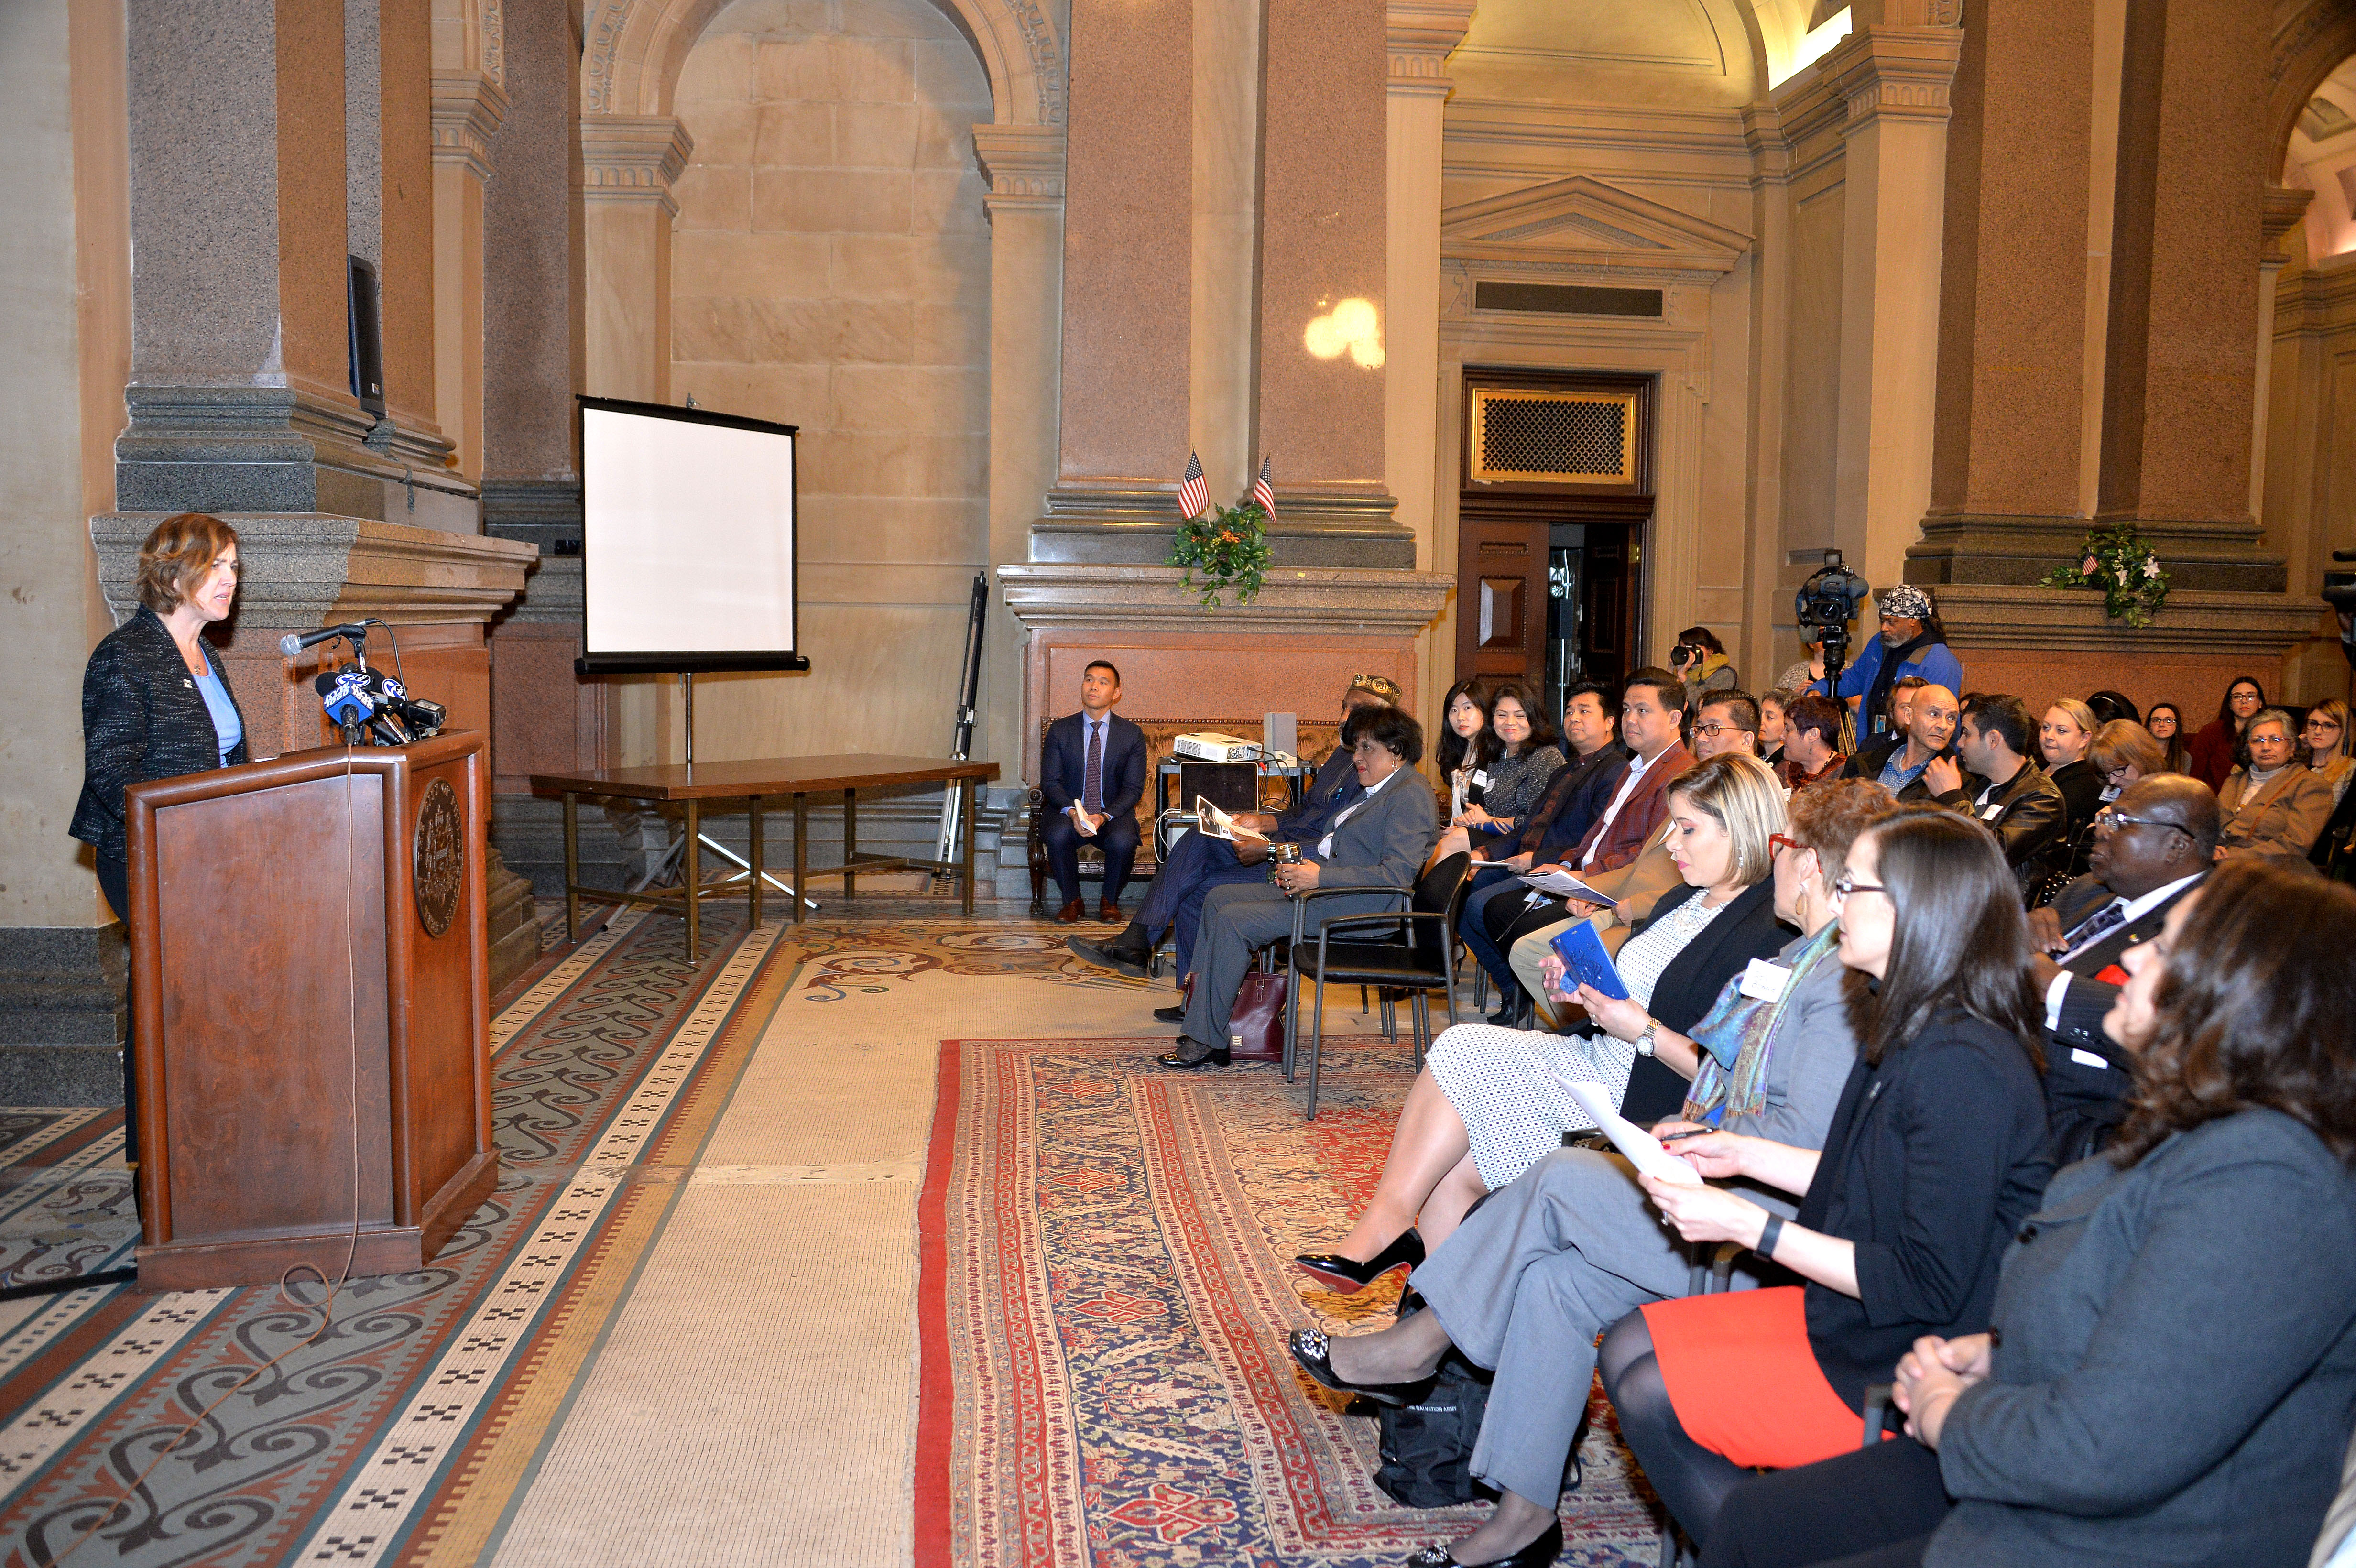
[1455,517,1548,685]
[1580,525,1644,689]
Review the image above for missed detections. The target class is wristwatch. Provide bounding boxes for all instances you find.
[1635,1019,1659,1057]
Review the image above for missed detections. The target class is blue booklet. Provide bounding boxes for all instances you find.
[1549,920,1630,1002]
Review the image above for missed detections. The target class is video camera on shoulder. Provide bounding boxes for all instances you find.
[1795,550,1871,683]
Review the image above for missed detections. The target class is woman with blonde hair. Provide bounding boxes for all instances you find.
[71,513,250,1158]
[2305,698,2354,808]
[1293,753,1793,1290]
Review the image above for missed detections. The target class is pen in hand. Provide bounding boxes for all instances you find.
[1658,1129,1711,1143]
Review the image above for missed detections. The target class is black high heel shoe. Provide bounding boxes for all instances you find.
[1405,1518,1563,1567]
[1293,1228,1425,1294]
[1285,1328,1432,1408]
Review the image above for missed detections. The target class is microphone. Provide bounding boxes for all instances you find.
[280,622,375,657]
[316,667,379,732]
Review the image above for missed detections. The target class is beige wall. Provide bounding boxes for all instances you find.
[0,0,125,931]
[657,0,993,764]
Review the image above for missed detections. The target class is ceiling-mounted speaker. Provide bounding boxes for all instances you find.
[347,255,386,415]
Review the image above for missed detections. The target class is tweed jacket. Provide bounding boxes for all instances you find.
[1569,740,1694,877]
[1931,1110,2356,1568]
[72,607,251,862]
[1472,743,1568,828]
[2216,762,2337,861]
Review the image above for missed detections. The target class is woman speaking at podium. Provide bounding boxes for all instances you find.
[70,513,249,1158]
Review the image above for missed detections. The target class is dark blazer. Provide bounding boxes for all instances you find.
[1479,744,1629,864]
[1614,877,1796,1123]
[1795,1007,2053,1408]
[1932,1109,2356,1568]
[1039,711,1146,822]
[2041,870,2206,1163]
[72,606,251,863]
[1276,744,1364,843]
[1569,740,1693,876]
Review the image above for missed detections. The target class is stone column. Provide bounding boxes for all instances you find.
[430,0,508,485]
[2251,186,2313,526]
[1822,26,1961,602]
[2094,0,2278,589]
[578,114,692,403]
[117,0,473,529]
[975,124,1066,779]
[1255,0,1403,559]
[1906,0,2094,582]
[1385,0,1474,727]
[1031,0,1192,558]
[1190,0,1260,502]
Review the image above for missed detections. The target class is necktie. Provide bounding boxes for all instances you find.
[1083,722,1103,815]
[2060,900,2127,958]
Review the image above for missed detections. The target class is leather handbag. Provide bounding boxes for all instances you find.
[1176,960,1288,1062]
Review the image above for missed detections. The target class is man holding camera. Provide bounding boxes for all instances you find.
[1812,584,1965,749]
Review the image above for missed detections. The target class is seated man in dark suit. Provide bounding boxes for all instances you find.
[1069,674,1403,985]
[2027,773,2219,1161]
[1038,659,1149,923]
[1161,704,1439,1068]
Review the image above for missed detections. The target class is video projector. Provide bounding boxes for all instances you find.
[1172,731,1265,763]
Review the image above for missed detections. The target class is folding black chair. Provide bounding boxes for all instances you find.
[1279,852,1470,1120]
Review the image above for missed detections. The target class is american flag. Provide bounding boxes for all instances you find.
[1250,456,1275,518]
[1177,451,1208,520]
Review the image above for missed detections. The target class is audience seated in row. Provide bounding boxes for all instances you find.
[1159,703,1436,1069]
[1067,673,1402,979]
[1291,753,1789,1286]
[1699,859,2356,1568]
[2218,706,2337,863]
[1292,807,2055,1568]
[1436,680,1567,860]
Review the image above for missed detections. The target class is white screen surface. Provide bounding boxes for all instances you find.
[582,404,796,658]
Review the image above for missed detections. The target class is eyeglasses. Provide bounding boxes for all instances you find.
[1828,871,1886,904]
[1769,833,1804,856]
[1691,722,1752,739]
[2092,806,2192,839]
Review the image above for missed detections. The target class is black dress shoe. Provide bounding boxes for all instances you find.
[1153,1003,1187,1023]
[1157,1038,1230,1069]
[1294,1229,1426,1295]
[1405,1519,1563,1567]
[1285,1328,1431,1408]
[1068,937,1151,979]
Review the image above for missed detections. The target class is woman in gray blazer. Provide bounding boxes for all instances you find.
[1700,857,2356,1568]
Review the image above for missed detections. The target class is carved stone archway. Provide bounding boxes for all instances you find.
[569,0,1070,772]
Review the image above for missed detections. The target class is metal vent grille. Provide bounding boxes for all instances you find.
[1469,388,1637,485]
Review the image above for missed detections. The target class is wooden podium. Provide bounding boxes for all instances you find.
[123,732,500,1288]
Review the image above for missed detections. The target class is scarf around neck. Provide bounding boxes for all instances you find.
[1687,923,1843,1121]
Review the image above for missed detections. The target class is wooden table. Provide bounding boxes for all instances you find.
[529,754,1002,964]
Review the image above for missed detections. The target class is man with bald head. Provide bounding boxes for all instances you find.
[2025,773,2221,1158]
[1841,681,1959,800]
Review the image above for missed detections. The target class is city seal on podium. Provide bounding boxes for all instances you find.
[414,777,464,938]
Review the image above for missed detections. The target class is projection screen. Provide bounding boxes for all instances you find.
[577,396,807,673]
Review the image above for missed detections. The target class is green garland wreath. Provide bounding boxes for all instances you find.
[1168,501,1272,608]
[2040,522,2169,629]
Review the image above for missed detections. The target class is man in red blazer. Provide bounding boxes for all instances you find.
[1566,668,1695,878]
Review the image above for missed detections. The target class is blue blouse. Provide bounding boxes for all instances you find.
[192,666,243,765]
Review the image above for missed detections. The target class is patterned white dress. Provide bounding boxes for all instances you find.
[1426,893,1731,1190]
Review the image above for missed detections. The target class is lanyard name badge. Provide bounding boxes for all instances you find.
[1737,958,1790,1003]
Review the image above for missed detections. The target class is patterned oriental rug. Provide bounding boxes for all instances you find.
[918,1037,1667,1568]
[0,904,788,1568]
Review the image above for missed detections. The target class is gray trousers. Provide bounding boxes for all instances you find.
[1178,880,1401,1050]
[1412,1146,1709,1507]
